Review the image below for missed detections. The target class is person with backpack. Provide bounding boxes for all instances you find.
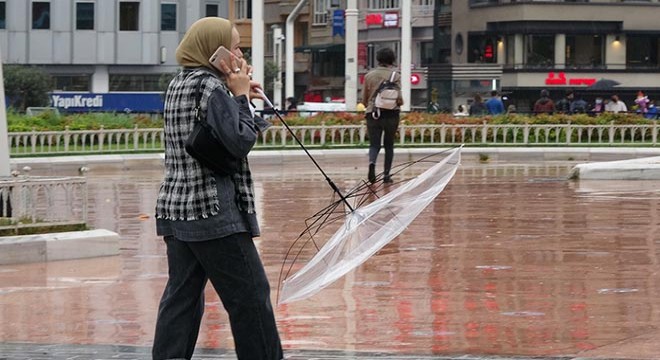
[362,47,403,184]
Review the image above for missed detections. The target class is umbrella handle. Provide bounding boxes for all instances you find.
[256,89,355,212]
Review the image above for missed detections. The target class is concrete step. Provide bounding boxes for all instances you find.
[0,229,119,264]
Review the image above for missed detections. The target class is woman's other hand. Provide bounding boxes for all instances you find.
[249,81,265,101]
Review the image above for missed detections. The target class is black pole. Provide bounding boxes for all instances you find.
[258,92,354,212]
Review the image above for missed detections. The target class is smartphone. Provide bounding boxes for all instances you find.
[209,46,235,72]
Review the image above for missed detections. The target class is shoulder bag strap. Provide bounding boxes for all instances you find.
[193,79,203,123]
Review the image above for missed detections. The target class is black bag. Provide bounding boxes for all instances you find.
[185,80,241,176]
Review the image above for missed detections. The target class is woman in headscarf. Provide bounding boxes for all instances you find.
[153,17,283,360]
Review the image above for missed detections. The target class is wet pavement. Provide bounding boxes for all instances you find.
[2,154,660,359]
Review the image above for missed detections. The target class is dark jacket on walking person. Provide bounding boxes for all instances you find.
[362,47,403,184]
[533,89,556,114]
[469,94,488,116]
[555,90,574,114]
[153,17,283,360]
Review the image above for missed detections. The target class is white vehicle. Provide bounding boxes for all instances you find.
[296,102,346,117]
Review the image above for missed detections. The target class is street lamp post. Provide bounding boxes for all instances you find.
[0,48,10,177]
[344,1,358,111]
[272,24,284,109]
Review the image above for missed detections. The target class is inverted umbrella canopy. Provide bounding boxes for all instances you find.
[588,78,621,90]
[278,146,462,304]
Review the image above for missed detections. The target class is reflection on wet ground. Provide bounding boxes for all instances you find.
[1,159,660,359]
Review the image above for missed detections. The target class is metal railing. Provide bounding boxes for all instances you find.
[7,122,660,156]
[0,175,88,232]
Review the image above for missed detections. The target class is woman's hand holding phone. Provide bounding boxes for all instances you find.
[209,46,250,98]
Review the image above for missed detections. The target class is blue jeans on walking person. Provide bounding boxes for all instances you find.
[152,233,283,360]
[367,110,400,178]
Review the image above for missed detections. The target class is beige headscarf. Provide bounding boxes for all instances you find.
[175,17,234,68]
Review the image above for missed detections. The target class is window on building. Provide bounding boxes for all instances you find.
[32,2,51,30]
[565,35,603,69]
[523,34,554,68]
[235,0,251,19]
[313,0,328,25]
[367,42,400,68]
[505,35,516,67]
[420,42,434,67]
[0,2,6,29]
[119,2,140,31]
[368,0,399,9]
[52,75,91,92]
[161,3,176,31]
[626,35,659,68]
[206,4,218,17]
[312,48,345,77]
[468,34,498,63]
[76,2,94,30]
[110,74,163,91]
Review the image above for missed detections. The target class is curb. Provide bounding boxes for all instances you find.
[0,229,120,265]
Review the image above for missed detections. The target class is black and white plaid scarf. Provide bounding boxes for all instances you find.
[155,68,255,221]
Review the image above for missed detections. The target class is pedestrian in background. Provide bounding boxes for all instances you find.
[570,92,588,114]
[485,90,505,115]
[469,94,488,116]
[555,89,574,114]
[533,89,555,114]
[606,94,628,113]
[635,90,650,114]
[591,97,605,114]
[153,17,283,360]
[362,47,403,184]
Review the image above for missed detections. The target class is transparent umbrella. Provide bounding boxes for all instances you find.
[256,89,462,304]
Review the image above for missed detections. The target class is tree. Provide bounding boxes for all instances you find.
[3,65,52,111]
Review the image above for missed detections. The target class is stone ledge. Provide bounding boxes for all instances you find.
[570,156,660,180]
[0,229,120,265]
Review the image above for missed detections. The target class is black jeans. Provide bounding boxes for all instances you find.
[152,233,282,360]
[366,110,400,176]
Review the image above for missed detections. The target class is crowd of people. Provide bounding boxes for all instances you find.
[455,90,658,119]
[530,89,658,119]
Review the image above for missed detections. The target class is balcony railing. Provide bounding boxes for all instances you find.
[0,175,87,233]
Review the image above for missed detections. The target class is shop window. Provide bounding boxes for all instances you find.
[32,2,50,30]
[312,49,345,77]
[565,35,603,69]
[110,74,162,91]
[52,75,91,92]
[626,35,659,68]
[468,34,497,63]
[523,34,554,68]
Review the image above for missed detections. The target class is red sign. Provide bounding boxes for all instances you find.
[411,73,420,85]
[358,43,367,68]
[545,72,596,86]
[365,13,383,26]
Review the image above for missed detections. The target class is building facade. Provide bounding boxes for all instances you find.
[0,0,231,94]
[440,0,660,113]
